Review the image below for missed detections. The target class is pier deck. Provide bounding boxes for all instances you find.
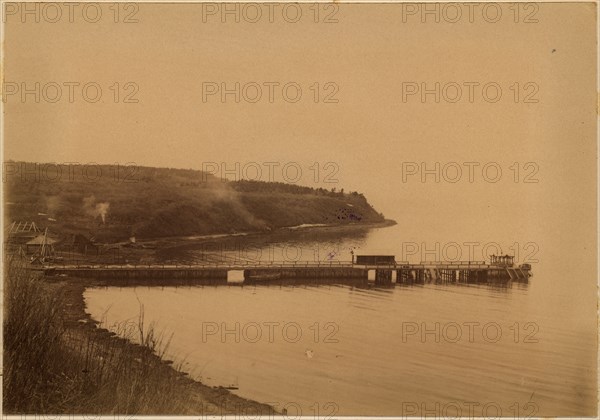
[38,260,532,284]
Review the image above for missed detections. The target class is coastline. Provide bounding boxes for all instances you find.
[49,275,278,415]
[11,219,397,414]
[152,219,397,257]
[140,219,394,245]
[83,219,397,265]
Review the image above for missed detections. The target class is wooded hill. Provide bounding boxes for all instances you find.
[4,162,387,242]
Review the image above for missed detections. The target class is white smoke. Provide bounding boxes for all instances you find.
[46,195,61,215]
[202,178,267,229]
[83,195,110,223]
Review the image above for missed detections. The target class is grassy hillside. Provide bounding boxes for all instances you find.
[4,162,387,242]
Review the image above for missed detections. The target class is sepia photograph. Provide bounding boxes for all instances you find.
[1,1,598,418]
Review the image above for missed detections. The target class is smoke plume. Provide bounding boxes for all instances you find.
[83,195,110,223]
[45,195,61,215]
[202,178,267,229]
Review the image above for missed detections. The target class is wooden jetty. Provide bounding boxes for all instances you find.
[38,254,532,286]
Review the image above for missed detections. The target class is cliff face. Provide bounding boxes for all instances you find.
[5,163,386,242]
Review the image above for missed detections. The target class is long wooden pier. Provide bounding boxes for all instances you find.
[39,259,532,285]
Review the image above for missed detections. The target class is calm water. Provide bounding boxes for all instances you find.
[84,225,597,416]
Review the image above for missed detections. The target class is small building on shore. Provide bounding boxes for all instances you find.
[25,234,58,255]
[59,233,99,255]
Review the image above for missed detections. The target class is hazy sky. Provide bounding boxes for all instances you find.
[3,3,597,270]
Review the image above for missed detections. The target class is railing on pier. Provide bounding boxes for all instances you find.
[43,260,358,270]
[42,259,495,271]
[419,260,488,268]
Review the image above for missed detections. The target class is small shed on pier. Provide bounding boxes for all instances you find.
[490,254,515,266]
[355,255,396,265]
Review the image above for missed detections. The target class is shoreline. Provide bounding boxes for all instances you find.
[81,219,397,265]
[51,275,278,415]
[140,219,394,245]
[153,219,397,254]
[19,220,398,414]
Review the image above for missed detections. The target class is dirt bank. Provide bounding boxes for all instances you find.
[48,275,278,416]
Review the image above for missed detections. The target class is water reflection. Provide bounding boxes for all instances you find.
[157,226,371,265]
[83,225,596,416]
[85,275,595,416]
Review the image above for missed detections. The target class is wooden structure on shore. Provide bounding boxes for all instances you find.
[5,221,42,247]
[25,230,58,255]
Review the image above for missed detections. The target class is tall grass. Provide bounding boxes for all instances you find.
[3,257,199,414]
[3,257,66,411]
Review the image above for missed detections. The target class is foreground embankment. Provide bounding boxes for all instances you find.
[4,221,397,413]
[3,259,277,415]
